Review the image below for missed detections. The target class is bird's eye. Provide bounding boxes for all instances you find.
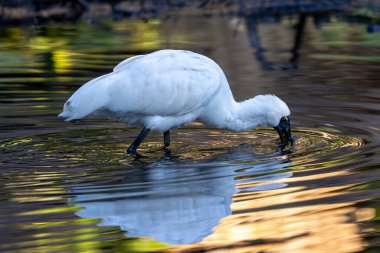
[281,116,289,124]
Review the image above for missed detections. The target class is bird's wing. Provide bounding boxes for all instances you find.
[113,55,144,72]
[107,50,224,117]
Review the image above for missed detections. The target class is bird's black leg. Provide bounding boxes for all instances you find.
[127,127,150,155]
[163,131,170,148]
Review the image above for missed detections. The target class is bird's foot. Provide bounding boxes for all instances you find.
[126,146,136,155]
[163,147,172,157]
[126,149,144,159]
[163,131,170,147]
[276,143,293,154]
[162,147,180,160]
[126,145,142,156]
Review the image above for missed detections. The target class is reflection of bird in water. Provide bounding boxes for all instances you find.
[69,151,292,245]
[59,50,293,154]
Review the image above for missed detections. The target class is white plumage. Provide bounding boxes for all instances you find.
[59,49,292,153]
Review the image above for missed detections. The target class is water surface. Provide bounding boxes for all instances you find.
[1,13,380,253]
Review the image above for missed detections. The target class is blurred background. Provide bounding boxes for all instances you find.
[1,1,380,253]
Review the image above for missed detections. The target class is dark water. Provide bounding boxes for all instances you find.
[1,15,380,253]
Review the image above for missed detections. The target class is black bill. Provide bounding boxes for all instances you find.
[274,116,294,148]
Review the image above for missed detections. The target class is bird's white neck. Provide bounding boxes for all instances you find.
[226,98,271,131]
[199,95,274,131]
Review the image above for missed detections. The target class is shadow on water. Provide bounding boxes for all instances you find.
[1,1,380,252]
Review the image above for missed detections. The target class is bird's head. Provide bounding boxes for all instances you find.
[256,95,294,148]
[273,115,294,149]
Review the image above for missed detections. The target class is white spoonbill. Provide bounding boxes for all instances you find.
[59,49,293,154]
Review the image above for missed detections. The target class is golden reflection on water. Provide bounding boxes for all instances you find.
[171,167,378,253]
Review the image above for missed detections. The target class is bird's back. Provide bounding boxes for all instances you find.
[59,50,233,127]
[108,50,227,116]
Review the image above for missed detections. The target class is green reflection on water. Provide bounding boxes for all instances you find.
[320,22,380,47]
[18,206,84,216]
[0,19,164,90]
[311,54,380,62]
[5,230,170,253]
